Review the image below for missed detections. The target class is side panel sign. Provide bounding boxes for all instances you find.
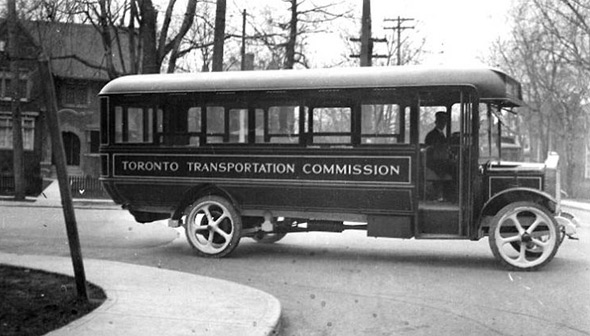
[113,154,412,184]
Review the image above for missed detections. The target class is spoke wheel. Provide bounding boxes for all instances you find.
[489,202,559,271]
[509,239,546,258]
[184,196,242,258]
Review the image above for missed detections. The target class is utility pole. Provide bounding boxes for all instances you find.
[350,0,387,66]
[212,0,226,72]
[241,9,246,70]
[240,9,254,71]
[7,0,25,200]
[384,16,415,65]
[38,55,88,302]
[359,0,371,66]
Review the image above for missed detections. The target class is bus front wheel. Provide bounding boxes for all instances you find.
[488,202,559,271]
[184,196,242,258]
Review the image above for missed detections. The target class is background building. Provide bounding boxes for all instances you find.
[0,20,129,195]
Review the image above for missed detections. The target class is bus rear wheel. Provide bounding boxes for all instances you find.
[489,202,559,271]
[184,196,242,258]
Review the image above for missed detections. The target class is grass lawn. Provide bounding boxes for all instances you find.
[0,264,106,336]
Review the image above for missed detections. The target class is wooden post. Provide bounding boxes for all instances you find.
[212,0,226,72]
[360,0,372,67]
[241,9,247,71]
[38,54,88,301]
[7,0,25,200]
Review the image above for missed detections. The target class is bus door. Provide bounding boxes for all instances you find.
[417,88,475,238]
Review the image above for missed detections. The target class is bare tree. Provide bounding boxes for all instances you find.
[490,0,590,196]
[534,0,590,71]
[249,0,352,70]
[23,0,201,76]
[211,0,226,71]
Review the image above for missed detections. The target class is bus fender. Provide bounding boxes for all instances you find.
[477,187,557,231]
[171,184,239,221]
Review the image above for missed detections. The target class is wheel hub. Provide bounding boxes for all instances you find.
[521,232,532,244]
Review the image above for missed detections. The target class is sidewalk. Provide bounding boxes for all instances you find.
[0,180,119,210]
[0,181,282,335]
[562,199,590,214]
[0,253,281,336]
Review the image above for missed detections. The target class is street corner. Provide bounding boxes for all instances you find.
[77,217,181,249]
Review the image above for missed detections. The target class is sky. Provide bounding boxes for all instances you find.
[369,0,514,66]
[300,0,515,67]
[3,0,516,68]
[155,0,516,68]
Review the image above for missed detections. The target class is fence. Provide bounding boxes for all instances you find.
[0,175,15,194]
[68,175,110,199]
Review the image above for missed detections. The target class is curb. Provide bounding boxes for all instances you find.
[562,200,590,212]
[0,197,120,210]
[0,253,282,336]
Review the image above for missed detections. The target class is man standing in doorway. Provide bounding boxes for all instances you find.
[425,111,454,201]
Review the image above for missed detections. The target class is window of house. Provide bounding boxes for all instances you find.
[88,130,100,153]
[62,83,89,107]
[0,70,30,101]
[0,115,35,150]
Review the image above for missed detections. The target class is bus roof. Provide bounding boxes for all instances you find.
[100,66,523,106]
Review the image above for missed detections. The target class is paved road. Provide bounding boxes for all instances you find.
[1,205,588,336]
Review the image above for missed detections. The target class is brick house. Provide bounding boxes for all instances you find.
[0,20,130,195]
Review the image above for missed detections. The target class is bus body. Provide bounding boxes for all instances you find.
[99,66,576,271]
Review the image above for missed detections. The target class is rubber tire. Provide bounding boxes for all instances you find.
[489,201,560,271]
[184,196,242,258]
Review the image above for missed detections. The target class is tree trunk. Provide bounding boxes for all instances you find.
[128,0,139,74]
[285,0,298,69]
[164,0,198,73]
[138,0,159,73]
[212,0,226,72]
[7,0,25,200]
[97,0,118,78]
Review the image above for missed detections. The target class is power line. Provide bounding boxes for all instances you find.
[384,16,415,65]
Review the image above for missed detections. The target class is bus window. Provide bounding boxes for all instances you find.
[420,106,449,143]
[187,107,202,146]
[479,103,500,160]
[360,103,408,144]
[155,101,198,147]
[206,106,225,143]
[255,106,301,144]
[206,106,248,144]
[229,108,248,143]
[311,106,351,145]
[187,107,201,133]
[114,106,153,143]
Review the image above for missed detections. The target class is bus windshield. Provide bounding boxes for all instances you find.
[479,103,523,162]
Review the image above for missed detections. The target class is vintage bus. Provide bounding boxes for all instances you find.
[98,66,577,271]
